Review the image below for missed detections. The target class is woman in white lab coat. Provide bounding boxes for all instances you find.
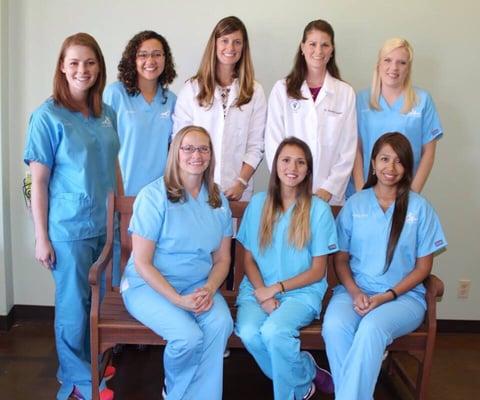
[265,19,357,206]
[173,16,266,201]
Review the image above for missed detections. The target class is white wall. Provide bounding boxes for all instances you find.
[0,0,14,316]
[3,0,479,319]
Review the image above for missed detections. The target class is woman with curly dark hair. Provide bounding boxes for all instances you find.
[104,30,177,195]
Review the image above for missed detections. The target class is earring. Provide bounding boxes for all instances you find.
[372,169,376,175]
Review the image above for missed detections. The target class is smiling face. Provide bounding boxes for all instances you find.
[372,144,405,189]
[276,144,309,191]
[300,29,334,74]
[379,46,410,90]
[135,38,165,85]
[61,45,99,100]
[216,30,244,67]
[178,130,212,178]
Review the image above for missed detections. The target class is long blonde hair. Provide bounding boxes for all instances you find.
[164,126,221,208]
[259,137,313,250]
[370,38,417,114]
[191,16,255,108]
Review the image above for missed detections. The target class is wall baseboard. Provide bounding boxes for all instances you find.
[437,319,480,333]
[1,305,479,333]
[0,305,54,331]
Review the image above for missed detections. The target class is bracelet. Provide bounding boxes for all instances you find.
[386,288,398,300]
[237,176,248,187]
[278,281,286,294]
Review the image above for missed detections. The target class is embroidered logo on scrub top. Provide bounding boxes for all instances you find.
[101,116,113,128]
[328,244,337,250]
[405,212,418,224]
[290,100,301,112]
[406,109,421,118]
[160,111,171,119]
[434,239,444,247]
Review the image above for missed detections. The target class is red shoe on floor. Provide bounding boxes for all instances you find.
[100,387,114,400]
[70,386,114,400]
[104,365,116,381]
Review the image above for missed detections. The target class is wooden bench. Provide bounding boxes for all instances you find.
[89,194,444,400]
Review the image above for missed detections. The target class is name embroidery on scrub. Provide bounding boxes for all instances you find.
[352,213,368,218]
[101,116,113,128]
[405,212,418,224]
[290,100,301,112]
[324,108,343,115]
[160,111,170,119]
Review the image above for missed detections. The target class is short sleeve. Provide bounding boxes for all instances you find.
[421,91,443,145]
[416,200,447,257]
[220,194,233,237]
[236,200,254,251]
[336,199,353,252]
[23,109,58,168]
[128,184,166,243]
[310,199,338,256]
[103,84,116,109]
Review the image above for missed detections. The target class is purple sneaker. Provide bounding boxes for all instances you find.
[305,351,334,394]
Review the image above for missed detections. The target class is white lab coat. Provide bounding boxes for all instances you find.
[173,79,267,200]
[265,73,357,205]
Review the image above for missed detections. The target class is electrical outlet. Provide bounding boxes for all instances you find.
[457,279,471,299]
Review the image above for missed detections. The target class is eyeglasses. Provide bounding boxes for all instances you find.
[180,145,211,154]
[136,51,165,60]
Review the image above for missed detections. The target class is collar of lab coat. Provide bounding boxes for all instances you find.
[300,71,335,104]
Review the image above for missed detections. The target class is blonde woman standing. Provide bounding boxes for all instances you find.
[351,38,443,194]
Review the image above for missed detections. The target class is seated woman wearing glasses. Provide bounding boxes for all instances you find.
[235,137,337,400]
[121,126,233,400]
[322,132,447,399]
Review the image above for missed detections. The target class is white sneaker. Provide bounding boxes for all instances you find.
[303,382,316,400]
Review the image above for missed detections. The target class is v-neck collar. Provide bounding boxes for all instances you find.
[379,92,404,112]
[369,187,395,218]
[138,87,163,110]
[185,183,208,203]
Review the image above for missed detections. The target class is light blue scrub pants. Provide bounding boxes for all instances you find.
[122,283,233,400]
[51,235,106,400]
[322,288,425,400]
[235,297,317,400]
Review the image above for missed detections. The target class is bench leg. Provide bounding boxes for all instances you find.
[91,338,100,400]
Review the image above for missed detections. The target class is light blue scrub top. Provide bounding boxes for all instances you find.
[23,98,120,241]
[336,188,447,308]
[122,177,232,293]
[236,192,338,317]
[103,81,176,195]
[357,87,443,178]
